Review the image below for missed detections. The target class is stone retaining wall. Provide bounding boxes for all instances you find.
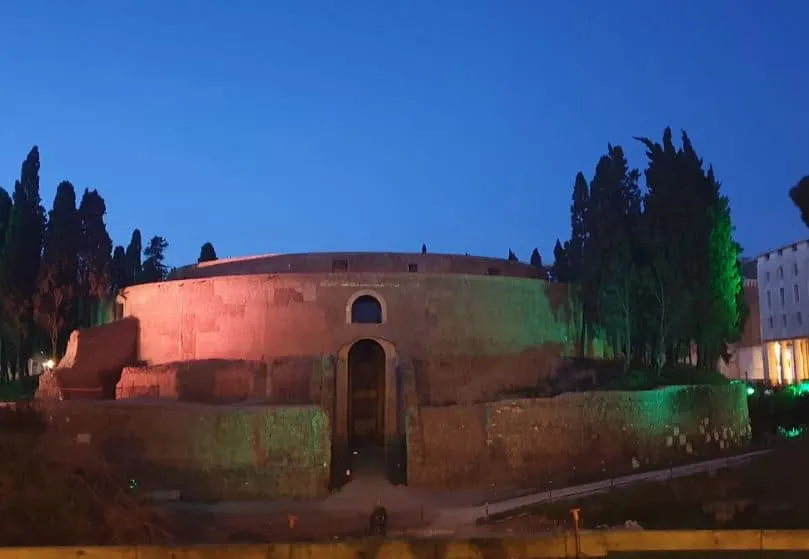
[407,384,751,489]
[39,401,331,500]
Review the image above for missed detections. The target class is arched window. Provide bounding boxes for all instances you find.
[351,295,383,324]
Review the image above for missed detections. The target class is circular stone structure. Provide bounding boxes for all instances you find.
[115,251,577,482]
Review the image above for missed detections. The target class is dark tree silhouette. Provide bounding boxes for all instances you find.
[789,176,809,228]
[35,181,80,356]
[507,249,518,262]
[552,239,570,282]
[125,229,142,285]
[109,246,127,295]
[421,243,427,254]
[0,146,46,376]
[198,242,217,263]
[529,248,542,268]
[77,189,112,327]
[141,236,169,283]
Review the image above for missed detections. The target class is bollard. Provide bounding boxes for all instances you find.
[368,506,388,537]
[570,508,581,558]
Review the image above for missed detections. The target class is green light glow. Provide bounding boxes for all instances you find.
[746,386,755,396]
[786,381,809,397]
[778,426,806,439]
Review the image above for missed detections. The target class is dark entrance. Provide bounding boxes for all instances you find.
[347,339,385,449]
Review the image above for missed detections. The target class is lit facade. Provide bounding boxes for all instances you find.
[757,240,809,384]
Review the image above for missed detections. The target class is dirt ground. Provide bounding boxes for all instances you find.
[164,508,437,543]
[482,438,809,534]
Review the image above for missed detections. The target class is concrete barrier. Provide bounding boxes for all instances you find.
[3,531,809,558]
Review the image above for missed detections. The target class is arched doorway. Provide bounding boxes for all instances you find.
[347,339,386,449]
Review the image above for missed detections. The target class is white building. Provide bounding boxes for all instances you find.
[757,239,809,384]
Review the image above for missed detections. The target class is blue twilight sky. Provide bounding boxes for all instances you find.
[0,1,807,268]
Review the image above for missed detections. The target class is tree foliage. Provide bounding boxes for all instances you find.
[0,147,174,380]
[555,128,746,372]
[0,147,46,374]
[198,242,217,263]
[125,229,143,285]
[789,176,809,228]
[141,236,169,283]
[529,248,542,268]
[109,245,128,295]
[35,181,80,355]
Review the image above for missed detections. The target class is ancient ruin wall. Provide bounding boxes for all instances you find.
[120,273,581,404]
[41,401,331,499]
[116,356,329,405]
[406,383,751,489]
[36,317,139,400]
[174,251,545,280]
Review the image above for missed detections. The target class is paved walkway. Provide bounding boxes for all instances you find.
[166,449,770,535]
[424,450,770,531]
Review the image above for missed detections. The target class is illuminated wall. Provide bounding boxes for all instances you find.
[119,272,587,404]
[764,338,809,385]
[41,401,331,499]
[757,240,809,343]
[407,383,751,488]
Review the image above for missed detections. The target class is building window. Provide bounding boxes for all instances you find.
[332,259,349,273]
[767,271,771,282]
[795,262,800,276]
[795,284,801,303]
[769,316,774,328]
[350,295,383,324]
[767,290,772,308]
[487,267,501,276]
[780,287,785,306]
[783,314,788,327]
[408,263,418,272]
[798,312,803,326]
[779,266,784,279]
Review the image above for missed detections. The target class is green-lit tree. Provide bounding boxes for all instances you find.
[637,129,691,367]
[198,242,217,263]
[77,189,112,327]
[585,145,643,367]
[141,236,169,283]
[638,128,745,370]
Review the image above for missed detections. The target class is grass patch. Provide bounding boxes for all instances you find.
[0,375,39,400]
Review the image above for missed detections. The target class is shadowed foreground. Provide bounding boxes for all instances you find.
[2,531,809,558]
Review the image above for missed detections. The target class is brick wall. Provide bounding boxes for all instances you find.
[115,357,326,404]
[39,401,331,500]
[407,384,751,489]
